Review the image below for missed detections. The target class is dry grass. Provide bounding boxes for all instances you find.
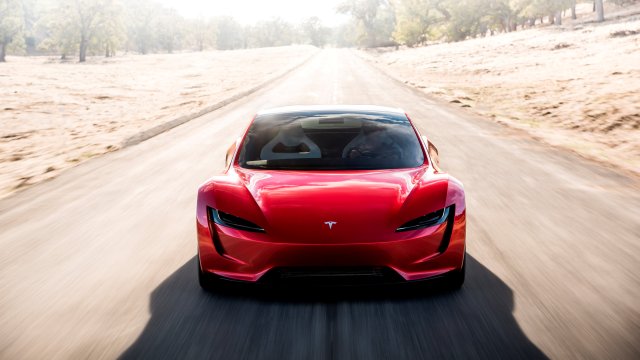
[0,45,317,199]
[363,7,640,175]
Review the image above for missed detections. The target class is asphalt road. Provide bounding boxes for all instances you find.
[1,49,639,359]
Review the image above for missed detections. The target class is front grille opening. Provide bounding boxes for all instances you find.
[260,267,404,286]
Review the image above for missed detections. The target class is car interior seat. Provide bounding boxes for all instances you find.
[260,123,322,160]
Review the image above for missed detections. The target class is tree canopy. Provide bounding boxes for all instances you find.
[343,0,627,47]
[0,0,24,61]
[2,0,336,62]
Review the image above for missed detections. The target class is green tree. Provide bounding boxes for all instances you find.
[391,0,456,46]
[248,18,293,48]
[214,16,244,50]
[190,17,216,52]
[125,0,160,54]
[40,0,125,62]
[332,21,358,47]
[337,0,395,47]
[487,0,520,33]
[444,0,487,41]
[518,0,573,25]
[37,0,77,59]
[388,0,582,45]
[20,0,38,54]
[155,7,184,53]
[94,0,125,57]
[392,0,432,46]
[301,16,330,47]
[72,0,102,62]
[379,0,496,46]
[0,0,24,62]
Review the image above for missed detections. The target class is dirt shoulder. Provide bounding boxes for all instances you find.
[361,13,640,176]
[0,46,317,199]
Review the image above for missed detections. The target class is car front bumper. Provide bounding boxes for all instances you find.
[197,210,466,284]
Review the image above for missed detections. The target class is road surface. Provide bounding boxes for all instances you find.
[1,49,639,359]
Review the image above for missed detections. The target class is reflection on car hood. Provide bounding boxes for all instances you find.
[230,167,448,244]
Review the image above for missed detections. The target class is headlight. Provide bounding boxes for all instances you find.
[208,207,265,232]
[396,205,452,232]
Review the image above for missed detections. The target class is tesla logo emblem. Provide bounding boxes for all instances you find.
[324,221,337,229]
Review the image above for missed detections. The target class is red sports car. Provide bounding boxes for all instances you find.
[196,105,466,289]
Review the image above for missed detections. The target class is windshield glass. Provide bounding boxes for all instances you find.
[238,110,425,170]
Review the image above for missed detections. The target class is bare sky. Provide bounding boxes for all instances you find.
[155,0,347,25]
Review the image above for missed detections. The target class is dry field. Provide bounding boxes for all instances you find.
[0,45,317,199]
[363,6,640,176]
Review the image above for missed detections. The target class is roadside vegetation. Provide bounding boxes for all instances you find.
[2,0,636,63]
[362,2,640,174]
[0,0,333,62]
[337,0,635,47]
[0,46,316,198]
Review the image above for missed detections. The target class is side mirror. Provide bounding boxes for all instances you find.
[422,136,440,170]
[225,141,237,169]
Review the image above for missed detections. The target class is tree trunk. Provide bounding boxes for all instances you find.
[549,14,555,25]
[556,11,563,25]
[0,42,7,62]
[571,1,577,19]
[595,0,605,22]
[79,37,87,63]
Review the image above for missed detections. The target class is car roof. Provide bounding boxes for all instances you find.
[256,105,406,117]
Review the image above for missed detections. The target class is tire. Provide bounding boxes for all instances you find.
[197,256,219,291]
[444,253,466,290]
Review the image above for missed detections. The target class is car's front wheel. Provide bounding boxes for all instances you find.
[198,256,220,291]
[444,253,466,290]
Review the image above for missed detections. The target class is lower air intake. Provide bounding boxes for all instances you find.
[260,267,404,286]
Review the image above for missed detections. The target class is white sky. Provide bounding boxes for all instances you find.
[155,0,348,25]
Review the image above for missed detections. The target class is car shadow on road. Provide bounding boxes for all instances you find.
[120,255,547,360]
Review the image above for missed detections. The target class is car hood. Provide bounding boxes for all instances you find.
[228,167,449,244]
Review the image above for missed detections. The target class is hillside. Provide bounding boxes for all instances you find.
[0,46,317,199]
[362,12,640,175]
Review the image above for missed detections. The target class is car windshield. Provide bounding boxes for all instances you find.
[238,110,425,170]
